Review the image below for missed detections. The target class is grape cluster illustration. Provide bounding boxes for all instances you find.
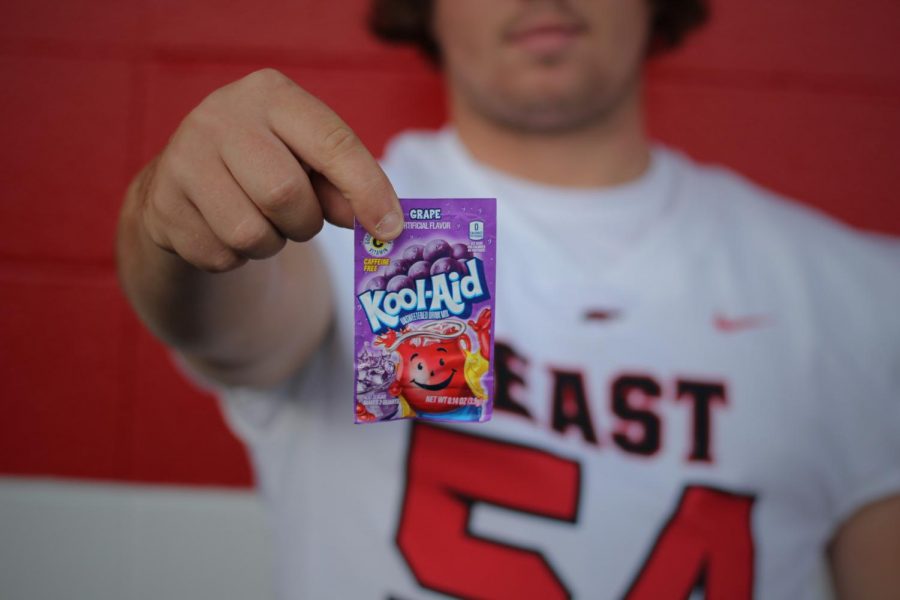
[355,342,395,395]
[365,239,474,292]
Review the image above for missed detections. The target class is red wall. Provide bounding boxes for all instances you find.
[2,0,898,488]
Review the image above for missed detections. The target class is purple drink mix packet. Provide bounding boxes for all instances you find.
[354,198,496,424]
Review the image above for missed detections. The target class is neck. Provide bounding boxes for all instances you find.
[451,87,650,189]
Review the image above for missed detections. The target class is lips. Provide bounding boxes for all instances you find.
[509,23,585,41]
[411,369,457,391]
[504,15,587,53]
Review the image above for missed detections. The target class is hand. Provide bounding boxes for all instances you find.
[468,308,492,335]
[376,328,400,349]
[468,308,492,361]
[136,68,403,272]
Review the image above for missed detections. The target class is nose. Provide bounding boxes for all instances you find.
[430,371,435,377]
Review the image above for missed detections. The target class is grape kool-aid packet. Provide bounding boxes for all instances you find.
[354,198,496,423]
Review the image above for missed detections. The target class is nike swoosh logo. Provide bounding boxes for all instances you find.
[584,309,621,322]
[713,314,772,332]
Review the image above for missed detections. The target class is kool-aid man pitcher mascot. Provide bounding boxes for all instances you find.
[372,307,491,421]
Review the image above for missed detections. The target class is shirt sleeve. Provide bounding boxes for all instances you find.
[168,348,297,446]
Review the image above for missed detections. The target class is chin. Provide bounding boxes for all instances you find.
[480,64,619,132]
[515,77,641,134]
[493,91,612,133]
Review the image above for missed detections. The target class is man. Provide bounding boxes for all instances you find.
[117,0,900,597]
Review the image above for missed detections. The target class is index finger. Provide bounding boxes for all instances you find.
[265,83,404,240]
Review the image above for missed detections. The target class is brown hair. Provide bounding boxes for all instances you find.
[369,0,710,63]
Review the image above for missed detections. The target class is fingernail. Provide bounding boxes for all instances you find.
[375,210,403,238]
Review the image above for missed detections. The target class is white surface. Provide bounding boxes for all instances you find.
[0,475,835,599]
[0,476,274,600]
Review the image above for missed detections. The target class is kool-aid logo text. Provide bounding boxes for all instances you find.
[358,258,489,333]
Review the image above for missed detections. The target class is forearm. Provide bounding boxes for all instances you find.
[829,494,900,600]
[116,160,333,387]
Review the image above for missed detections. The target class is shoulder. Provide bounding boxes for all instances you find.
[667,145,900,351]
[667,145,900,281]
[667,146,853,238]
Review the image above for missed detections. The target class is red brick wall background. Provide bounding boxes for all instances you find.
[2,0,898,488]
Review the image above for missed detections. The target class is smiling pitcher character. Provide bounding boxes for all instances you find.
[374,308,492,420]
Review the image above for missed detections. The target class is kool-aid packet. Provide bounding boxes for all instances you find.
[354,198,497,423]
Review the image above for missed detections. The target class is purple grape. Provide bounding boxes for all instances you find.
[365,276,387,291]
[403,244,424,262]
[423,239,452,262]
[394,258,414,271]
[430,257,464,277]
[408,260,432,280]
[451,243,472,260]
[387,275,414,292]
[384,258,412,279]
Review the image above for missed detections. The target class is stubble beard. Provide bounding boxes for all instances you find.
[453,57,644,136]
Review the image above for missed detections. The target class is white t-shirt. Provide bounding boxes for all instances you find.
[212,128,900,599]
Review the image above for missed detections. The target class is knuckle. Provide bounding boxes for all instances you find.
[259,177,305,212]
[157,145,189,185]
[182,101,226,138]
[142,184,174,228]
[202,249,244,273]
[358,173,389,202]
[243,68,291,90]
[320,124,359,162]
[228,219,272,254]
[161,126,210,186]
